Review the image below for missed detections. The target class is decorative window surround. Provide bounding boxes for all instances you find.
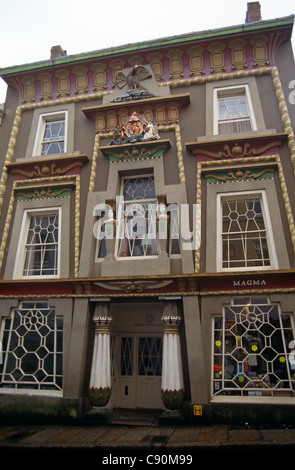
[205,174,291,273]
[25,103,75,159]
[204,77,266,140]
[100,140,171,163]
[33,111,67,157]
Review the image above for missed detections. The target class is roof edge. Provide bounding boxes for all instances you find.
[0,15,294,78]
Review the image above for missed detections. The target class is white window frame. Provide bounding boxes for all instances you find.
[115,175,159,259]
[0,301,63,396]
[213,84,257,135]
[13,207,62,279]
[216,190,278,272]
[32,111,68,157]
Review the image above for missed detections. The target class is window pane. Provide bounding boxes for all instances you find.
[23,213,59,276]
[212,298,295,397]
[0,303,63,392]
[218,93,252,134]
[41,120,65,155]
[138,337,162,376]
[118,177,159,257]
[221,197,270,268]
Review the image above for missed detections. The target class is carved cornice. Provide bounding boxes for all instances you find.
[6,154,89,179]
[186,133,287,160]
[100,139,171,162]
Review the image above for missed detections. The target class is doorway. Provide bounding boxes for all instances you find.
[114,335,164,409]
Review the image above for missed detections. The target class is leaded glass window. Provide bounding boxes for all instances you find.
[117,176,159,257]
[41,119,65,155]
[218,95,251,134]
[0,302,63,392]
[212,297,295,397]
[220,195,271,269]
[23,212,59,277]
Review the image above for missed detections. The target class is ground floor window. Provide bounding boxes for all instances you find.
[0,301,63,393]
[212,297,295,397]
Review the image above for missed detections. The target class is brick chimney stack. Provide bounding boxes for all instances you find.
[245,2,262,23]
[50,45,67,59]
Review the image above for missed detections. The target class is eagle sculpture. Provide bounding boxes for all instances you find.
[115,65,152,90]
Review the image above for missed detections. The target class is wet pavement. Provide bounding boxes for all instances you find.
[1,410,295,461]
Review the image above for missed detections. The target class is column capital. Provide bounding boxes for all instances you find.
[161,315,182,333]
[93,316,112,334]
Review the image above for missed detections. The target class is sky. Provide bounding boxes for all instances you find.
[0,0,294,103]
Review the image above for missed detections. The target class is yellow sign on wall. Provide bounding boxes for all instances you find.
[194,405,202,416]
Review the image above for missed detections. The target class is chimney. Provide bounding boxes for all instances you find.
[50,45,67,59]
[245,2,261,23]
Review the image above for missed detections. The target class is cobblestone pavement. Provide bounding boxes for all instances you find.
[1,423,295,452]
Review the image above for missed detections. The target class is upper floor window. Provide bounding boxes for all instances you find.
[13,208,61,278]
[33,111,67,157]
[217,191,277,271]
[214,85,257,135]
[117,176,159,257]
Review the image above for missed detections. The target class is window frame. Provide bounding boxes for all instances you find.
[0,301,63,396]
[211,296,295,400]
[216,190,278,272]
[213,84,257,135]
[115,174,160,259]
[13,207,62,279]
[33,111,68,157]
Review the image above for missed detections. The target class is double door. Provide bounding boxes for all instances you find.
[114,335,164,409]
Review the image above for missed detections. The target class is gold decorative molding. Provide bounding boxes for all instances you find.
[205,167,274,182]
[55,69,70,97]
[229,39,247,70]
[91,63,107,91]
[207,42,226,74]
[73,66,88,94]
[167,49,184,79]
[21,76,36,103]
[189,139,284,159]
[38,72,53,100]
[146,53,164,81]
[187,46,205,76]
[250,35,269,67]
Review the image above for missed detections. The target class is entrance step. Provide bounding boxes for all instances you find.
[111,408,161,426]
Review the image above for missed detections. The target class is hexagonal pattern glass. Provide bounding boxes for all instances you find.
[0,302,63,392]
[23,213,59,276]
[222,197,270,268]
[212,297,295,397]
[41,120,65,156]
[218,95,252,134]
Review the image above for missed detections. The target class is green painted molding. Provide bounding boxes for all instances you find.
[0,16,293,78]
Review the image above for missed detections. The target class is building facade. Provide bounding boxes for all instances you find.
[1,3,295,424]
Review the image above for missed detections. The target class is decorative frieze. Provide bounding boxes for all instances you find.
[229,39,248,70]
[251,35,269,67]
[55,69,70,97]
[21,76,35,103]
[73,66,88,94]
[207,42,226,74]
[187,45,205,76]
